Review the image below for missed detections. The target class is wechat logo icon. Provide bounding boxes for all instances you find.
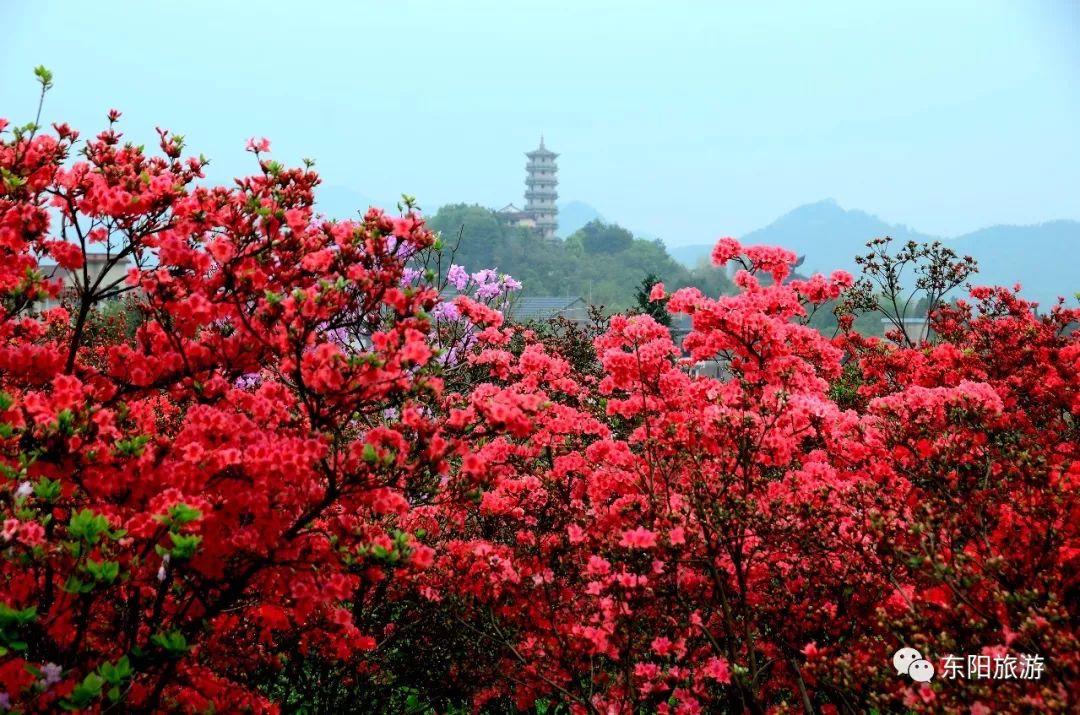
[893,646,935,682]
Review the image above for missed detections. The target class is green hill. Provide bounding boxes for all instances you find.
[424,204,731,311]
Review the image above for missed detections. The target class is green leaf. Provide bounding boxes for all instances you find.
[153,502,202,528]
[84,558,120,584]
[99,655,131,685]
[68,508,109,544]
[151,630,188,655]
[115,655,131,678]
[63,672,103,709]
[55,409,77,435]
[0,603,37,625]
[33,65,54,90]
[113,434,152,457]
[169,532,202,559]
[33,477,61,502]
[1,171,27,190]
[62,575,93,594]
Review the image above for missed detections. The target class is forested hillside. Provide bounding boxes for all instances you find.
[425,204,732,310]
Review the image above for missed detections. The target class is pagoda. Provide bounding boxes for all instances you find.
[524,137,558,240]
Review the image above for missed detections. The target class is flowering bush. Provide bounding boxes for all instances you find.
[396,242,1078,713]
[1,77,1077,713]
[1,81,455,711]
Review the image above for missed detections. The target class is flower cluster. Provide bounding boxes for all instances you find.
[1,106,1077,714]
[400,238,1079,714]
[1,110,448,712]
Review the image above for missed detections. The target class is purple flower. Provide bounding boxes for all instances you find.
[500,275,522,292]
[431,302,461,321]
[0,693,10,710]
[475,282,502,300]
[234,372,261,390]
[447,264,469,291]
[325,327,350,347]
[471,268,498,286]
[401,267,420,285]
[437,346,460,365]
[41,663,62,687]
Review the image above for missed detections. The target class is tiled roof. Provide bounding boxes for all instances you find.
[507,296,585,321]
[436,292,587,322]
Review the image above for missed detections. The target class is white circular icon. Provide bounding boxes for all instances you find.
[892,647,923,675]
[908,658,935,682]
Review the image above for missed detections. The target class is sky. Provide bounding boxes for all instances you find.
[2,0,1078,246]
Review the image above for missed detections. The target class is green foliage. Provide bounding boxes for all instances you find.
[805,296,885,337]
[633,272,671,327]
[61,656,132,710]
[425,204,733,311]
[151,630,189,656]
[99,656,133,703]
[166,532,202,559]
[68,509,111,545]
[33,476,62,502]
[153,502,203,529]
[62,672,104,710]
[83,558,120,584]
[0,602,36,656]
[828,362,865,410]
[33,65,54,91]
[579,220,633,254]
[113,434,151,457]
[55,409,76,435]
[66,509,125,561]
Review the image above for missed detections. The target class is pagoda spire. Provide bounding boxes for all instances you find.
[524,137,558,240]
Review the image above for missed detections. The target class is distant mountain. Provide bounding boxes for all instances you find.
[670,199,935,271]
[740,199,937,276]
[558,201,603,238]
[950,221,1080,307]
[314,185,389,220]
[666,199,1079,308]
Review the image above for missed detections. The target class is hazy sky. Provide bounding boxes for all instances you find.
[3,0,1078,245]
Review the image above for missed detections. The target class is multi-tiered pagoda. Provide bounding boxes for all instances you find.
[524,137,558,240]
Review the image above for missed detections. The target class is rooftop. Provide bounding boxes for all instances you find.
[525,136,558,159]
[506,295,585,321]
